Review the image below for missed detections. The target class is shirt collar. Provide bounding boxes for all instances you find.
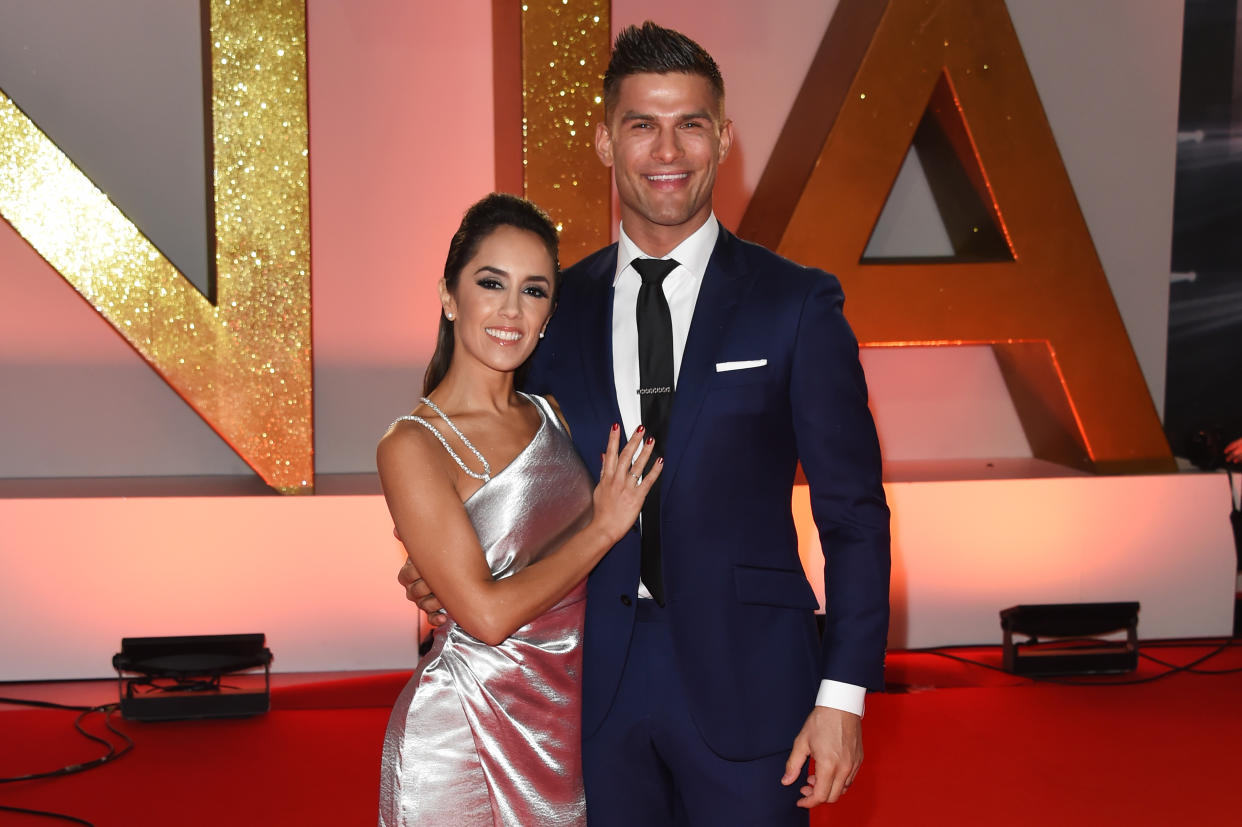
[613,214,720,287]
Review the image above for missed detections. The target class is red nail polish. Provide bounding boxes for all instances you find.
[646,437,654,445]
[656,457,664,464]
[612,423,619,432]
[637,425,645,433]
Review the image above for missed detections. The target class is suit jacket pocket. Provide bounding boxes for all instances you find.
[733,565,819,609]
[709,364,771,389]
[706,370,778,418]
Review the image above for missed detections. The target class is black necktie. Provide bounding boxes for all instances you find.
[632,257,679,606]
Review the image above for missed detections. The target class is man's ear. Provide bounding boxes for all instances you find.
[718,118,735,164]
[595,121,614,168]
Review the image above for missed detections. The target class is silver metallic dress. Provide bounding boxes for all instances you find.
[379,393,593,827]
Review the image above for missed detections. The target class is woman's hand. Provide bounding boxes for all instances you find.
[397,555,448,626]
[590,424,662,545]
[1226,437,1242,465]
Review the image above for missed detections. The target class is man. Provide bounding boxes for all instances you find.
[403,22,890,825]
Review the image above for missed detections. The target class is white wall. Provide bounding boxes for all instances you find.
[2,472,1232,680]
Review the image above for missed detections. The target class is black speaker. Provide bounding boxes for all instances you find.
[113,633,273,721]
[1000,602,1139,676]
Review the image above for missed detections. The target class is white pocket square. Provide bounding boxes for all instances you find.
[715,359,767,372]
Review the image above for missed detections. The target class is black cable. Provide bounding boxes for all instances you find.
[0,697,95,712]
[0,701,134,783]
[121,675,234,696]
[0,699,132,827]
[1138,639,1242,675]
[902,648,1014,676]
[1041,638,1237,685]
[1140,651,1242,674]
[0,804,95,826]
[0,805,94,826]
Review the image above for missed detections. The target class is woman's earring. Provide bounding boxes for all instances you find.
[446,312,454,321]
[538,329,545,339]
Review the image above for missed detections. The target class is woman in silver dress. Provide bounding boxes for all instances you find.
[376,193,659,826]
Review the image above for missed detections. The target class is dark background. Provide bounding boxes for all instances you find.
[1166,0,1242,462]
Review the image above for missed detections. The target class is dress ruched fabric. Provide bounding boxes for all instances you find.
[379,393,593,827]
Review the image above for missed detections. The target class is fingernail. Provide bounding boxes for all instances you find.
[646,437,654,445]
[612,423,619,432]
[637,425,645,433]
[656,457,664,464]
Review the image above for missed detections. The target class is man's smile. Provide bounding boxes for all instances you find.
[645,172,690,183]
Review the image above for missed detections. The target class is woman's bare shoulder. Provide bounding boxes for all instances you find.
[377,415,454,483]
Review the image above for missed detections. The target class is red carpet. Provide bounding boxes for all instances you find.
[2,642,1239,826]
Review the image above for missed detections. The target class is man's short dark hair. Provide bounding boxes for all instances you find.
[603,21,725,118]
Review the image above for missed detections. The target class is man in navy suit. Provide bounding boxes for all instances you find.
[404,22,889,825]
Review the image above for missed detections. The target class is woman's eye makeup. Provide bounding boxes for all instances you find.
[473,275,549,298]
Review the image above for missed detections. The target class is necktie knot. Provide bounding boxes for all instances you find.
[632,257,679,285]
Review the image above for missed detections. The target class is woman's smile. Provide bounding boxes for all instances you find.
[484,326,524,344]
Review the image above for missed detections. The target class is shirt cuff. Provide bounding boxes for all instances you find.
[815,679,866,718]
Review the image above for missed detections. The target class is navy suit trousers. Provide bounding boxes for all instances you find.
[582,599,810,827]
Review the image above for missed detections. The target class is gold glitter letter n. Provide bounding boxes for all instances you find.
[0,0,312,492]
[494,0,611,266]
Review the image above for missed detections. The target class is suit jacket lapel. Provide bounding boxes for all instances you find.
[577,246,623,436]
[661,229,748,493]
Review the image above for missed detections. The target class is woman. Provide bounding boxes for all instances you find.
[376,193,659,826]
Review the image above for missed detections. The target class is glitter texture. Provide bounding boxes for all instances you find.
[0,0,312,493]
[521,0,611,265]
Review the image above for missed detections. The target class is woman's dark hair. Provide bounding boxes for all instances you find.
[603,21,725,119]
[423,193,560,396]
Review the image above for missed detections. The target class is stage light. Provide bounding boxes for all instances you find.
[112,633,273,721]
[1000,602,1139,676]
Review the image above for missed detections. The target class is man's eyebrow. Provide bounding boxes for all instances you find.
[619,110,714,122]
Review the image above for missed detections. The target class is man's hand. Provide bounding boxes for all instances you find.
[394,529,447,626]
[781,706,863,808]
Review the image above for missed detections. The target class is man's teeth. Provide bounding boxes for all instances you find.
[486,328,522,341]
[648,173,688,181]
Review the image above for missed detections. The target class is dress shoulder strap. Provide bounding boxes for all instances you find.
[523,392,553,424]
[394,399,492,482]
[523,392,568,437]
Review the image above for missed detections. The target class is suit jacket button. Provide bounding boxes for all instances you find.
[620,594,632,607]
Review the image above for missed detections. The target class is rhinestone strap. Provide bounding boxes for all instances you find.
[397,397,492,482]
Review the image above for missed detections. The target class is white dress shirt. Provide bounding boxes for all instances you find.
[610,215,866,718]
[611,218,717,436]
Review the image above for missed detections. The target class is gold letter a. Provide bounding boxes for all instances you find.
[742,0,1173,473]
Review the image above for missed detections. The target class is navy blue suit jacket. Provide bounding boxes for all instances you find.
[525,227,890,761]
